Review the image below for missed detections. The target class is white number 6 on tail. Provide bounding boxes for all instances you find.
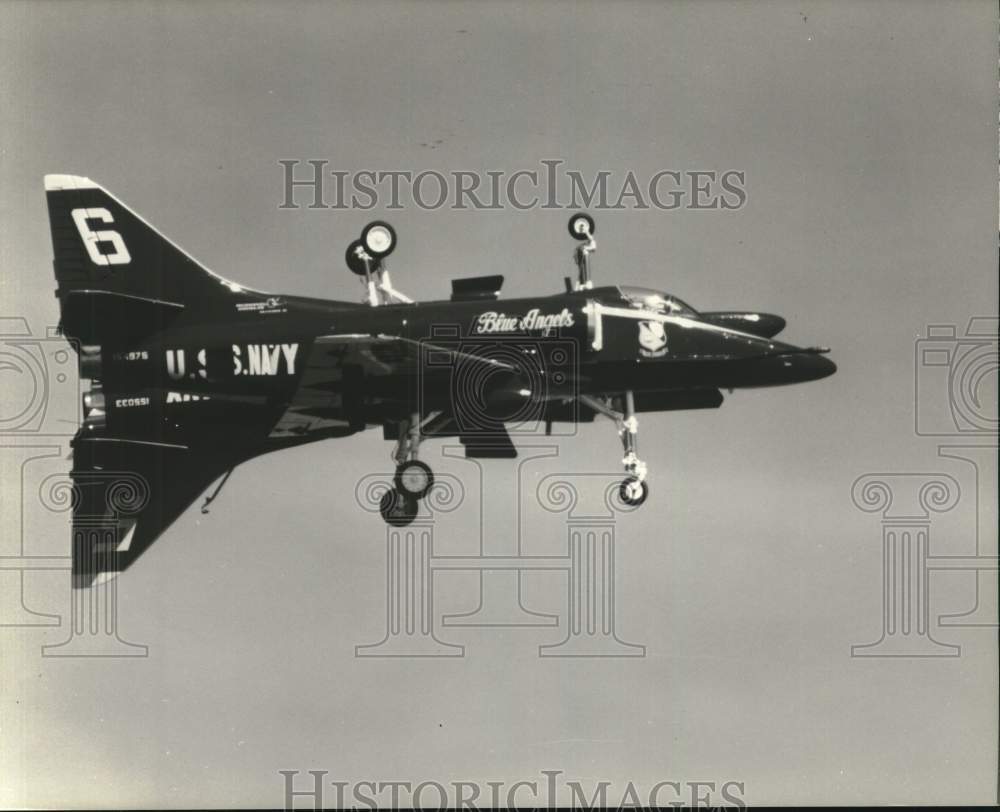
[71,207,131,266]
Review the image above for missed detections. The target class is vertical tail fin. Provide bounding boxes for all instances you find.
[44,174,257,342]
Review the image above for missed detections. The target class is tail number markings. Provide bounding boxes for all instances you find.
[70,208,131,266]
[232,343,298,376]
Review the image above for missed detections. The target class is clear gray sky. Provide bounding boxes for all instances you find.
[1,1,997,807]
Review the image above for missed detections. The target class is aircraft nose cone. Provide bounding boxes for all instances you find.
[727,348,838,388]
[787,352,837,382]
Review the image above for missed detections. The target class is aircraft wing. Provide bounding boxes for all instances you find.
[268,332,527,438]
[312,333,519,375]
[309,334,574,459]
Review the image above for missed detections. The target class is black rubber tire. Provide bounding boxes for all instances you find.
[346,239,379,276]
[379,489,417,526]
[394,459,434,500]
[361,220,397,258]
[619,477,648,507]
[568,212,596,240]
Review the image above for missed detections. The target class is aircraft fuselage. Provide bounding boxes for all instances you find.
[82,286,836,454]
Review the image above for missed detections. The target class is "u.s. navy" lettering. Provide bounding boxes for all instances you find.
[232,343,299,376]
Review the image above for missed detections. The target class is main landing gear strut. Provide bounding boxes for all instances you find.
[379,411,437,527]
[580,391,650,507]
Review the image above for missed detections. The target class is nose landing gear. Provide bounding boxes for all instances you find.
[580,391,650,507]
[620,477,648,507]
[619,398,649,506]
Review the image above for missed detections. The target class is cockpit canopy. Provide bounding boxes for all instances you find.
[617,285,698,317]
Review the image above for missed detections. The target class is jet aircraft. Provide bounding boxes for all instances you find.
[44,175,836,585]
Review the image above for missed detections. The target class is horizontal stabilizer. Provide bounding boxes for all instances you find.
[70,437,236,587]
[59,290,184,345]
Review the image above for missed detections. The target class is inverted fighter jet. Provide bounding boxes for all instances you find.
[44,175,836,585]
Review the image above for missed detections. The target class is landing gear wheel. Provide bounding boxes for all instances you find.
[345,239,379,276]
[379,488,417,527]
[362,220,397,258]
[568,212,596,240]
[394,459,434,500]
[619,477,648,507]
